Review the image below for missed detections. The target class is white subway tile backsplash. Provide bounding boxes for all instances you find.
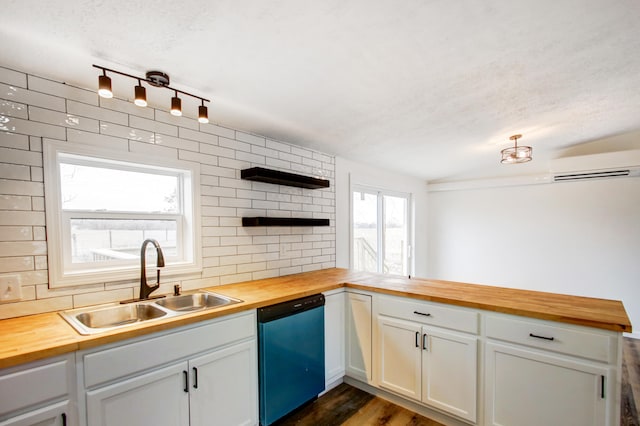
[99,97,154,119]
[66,130,129,151]
[199,123,235,139]
[28,76,97,105]
[236,131,266,146]
[0,179,44,196]
[0,67,335,319]
[0,226,32,241]
[0,67,27,88]
[0,147,42,167]
[0,195,31,210]
[0,133,29,150]
[67,100,128,125]
[0,116,66,139]
[130,115,178,137]
[0,164,30,181]
[29,106,99,132]
[0,99,28,119]
[0,82,65,111]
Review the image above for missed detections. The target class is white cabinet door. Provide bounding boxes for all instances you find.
[86,362,189,426]
[324,291,345,386]
[0,401,70,426]
[422,327,477,422]
[378,316,422,400]
[345,292,372,382]
[485,342,609,426]
[189,340,258,426]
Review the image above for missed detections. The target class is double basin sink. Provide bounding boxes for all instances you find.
[60,292,243,335]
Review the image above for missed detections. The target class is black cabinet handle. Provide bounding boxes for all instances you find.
[601,375,606,399]
[413,311,431,317]
[415,331,420,347]
[529,333,554,341]
[193,367,198,389]
[422,333,428,351]
[61,413,67,426]
[183,370,189,393]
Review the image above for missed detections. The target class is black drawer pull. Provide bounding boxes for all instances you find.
[413,311,431,317]
[193,367,198,389]
[415,331,420,347]
[183,370,189,392]
[529,333,554,341]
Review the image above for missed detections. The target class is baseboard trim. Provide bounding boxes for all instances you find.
[343,376,473,426]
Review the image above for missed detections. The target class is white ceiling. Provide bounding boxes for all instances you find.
[2,0,640,181]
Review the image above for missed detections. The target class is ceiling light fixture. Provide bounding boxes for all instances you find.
[170,91,182,116]
[501,134,532,164]
[93,65,210,122]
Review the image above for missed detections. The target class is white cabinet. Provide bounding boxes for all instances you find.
[0,355,75,426]
[377,316,477,422]
[484,314,618,426]
[86,362,189,426]
[324,290,345,388]
[189,340,257,426]
[345,292,373,383]
[80,311,258,426]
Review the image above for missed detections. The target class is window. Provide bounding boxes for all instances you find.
[44,140,201,287]
[351,185,411,275]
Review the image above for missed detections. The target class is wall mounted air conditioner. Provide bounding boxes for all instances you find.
[549,150,640,182]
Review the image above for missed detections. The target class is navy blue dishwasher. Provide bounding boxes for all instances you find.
[258,294,325,426]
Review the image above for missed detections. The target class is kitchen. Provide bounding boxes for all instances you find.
[1,1,639,425]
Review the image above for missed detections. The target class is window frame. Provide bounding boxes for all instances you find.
[350,183,413,276]
[44,140,202,288]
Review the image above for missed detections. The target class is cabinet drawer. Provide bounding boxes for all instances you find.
[485,315,614,363]
[83,310,255,388]
[0,355,72,417]
[378,295,478,334]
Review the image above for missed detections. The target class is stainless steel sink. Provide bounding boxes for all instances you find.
[60,303,169,335]
[155,292,242,312]
[60,291,242,335]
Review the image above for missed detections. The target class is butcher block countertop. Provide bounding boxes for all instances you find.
[0,268,631,369]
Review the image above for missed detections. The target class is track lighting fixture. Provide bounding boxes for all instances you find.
[198,100,209,124]
[93,65,210,122]
[171,91,182,116]
[134,80,147,107]
[98,70,113,98]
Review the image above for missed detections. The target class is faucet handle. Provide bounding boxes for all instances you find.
[174,284,182,296]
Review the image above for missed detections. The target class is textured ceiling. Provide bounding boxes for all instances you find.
[2,0,640,181]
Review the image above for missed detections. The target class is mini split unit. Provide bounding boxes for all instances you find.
[549,150,640,182]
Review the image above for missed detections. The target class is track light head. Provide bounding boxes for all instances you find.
[98,74,113,98]
[134,83,147,107]
[198,104,209,124]
[171,93,182,116]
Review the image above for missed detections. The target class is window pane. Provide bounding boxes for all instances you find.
[353,191,378,273]
[60,163,179,213]
[70,219,177,264]
[383,195,408,275]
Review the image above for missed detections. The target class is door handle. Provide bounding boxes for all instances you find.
[193,367,198,389]
[183,370,189,393]
[422,333,428,351]
[415,331,420,347]
[61,413,67,426]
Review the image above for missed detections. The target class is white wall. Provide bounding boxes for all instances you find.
[335,156,429,277]
[427,177,640,337]
[0,66,335,319]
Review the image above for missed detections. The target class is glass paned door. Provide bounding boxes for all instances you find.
[352,186,410,276]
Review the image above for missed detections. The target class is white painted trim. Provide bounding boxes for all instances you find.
[428,174,552,192]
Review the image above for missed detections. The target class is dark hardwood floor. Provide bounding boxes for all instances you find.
[276,337,640,426]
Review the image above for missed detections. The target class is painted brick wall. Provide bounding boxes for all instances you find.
[0,66,335,319]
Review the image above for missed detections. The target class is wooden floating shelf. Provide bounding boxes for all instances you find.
[241,167,330,189]
[242,217,330,227]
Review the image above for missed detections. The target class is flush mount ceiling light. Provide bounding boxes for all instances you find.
[93,65,209,123]
[501,134,532,164]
